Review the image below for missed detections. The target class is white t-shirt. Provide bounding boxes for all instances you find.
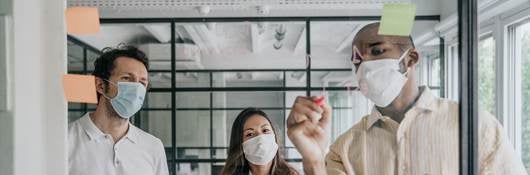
[68,113,169,175]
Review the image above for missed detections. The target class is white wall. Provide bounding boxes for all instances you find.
[42,1,68,175]
[0,0,68,175]
[440,0,457,20]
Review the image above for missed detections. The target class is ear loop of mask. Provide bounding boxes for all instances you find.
[98,79,118,100]
[397,48,412,76]
[351,46,363,64]
[321,81,328,99]
[349,53,362,92]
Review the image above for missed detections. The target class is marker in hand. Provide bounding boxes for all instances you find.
[313,96,325,106]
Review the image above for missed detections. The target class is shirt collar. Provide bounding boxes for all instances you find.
[365,86,436,130]
[124,124,138,144]
[80,113,138,144]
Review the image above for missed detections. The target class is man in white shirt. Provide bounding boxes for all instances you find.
[286,23,527,175]
[68,45,169,175]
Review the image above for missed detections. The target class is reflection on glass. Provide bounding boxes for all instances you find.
[213,110,285,147]
[430,57,440,87]
[176,149,210,159]
[213,71,283,87]
[175,72,210,88]
[175,110,210,147]
[517,21,530,171]
[311,91,370,141]
[86,50,99,71]
[68,112,84,123]
[213,148,228,159]
[176,92,210,108]
[285,71,307,87]
[67,41,84,72]
[478,36,496,115]
[176,163,212,175]
[173,22,307,70]
[310,21,368,69]
[71,23,172,70]
[213,91,284,108]
[310,71,356,88]
[149,72,172,88]
[145,92,171,108]
[138,111,172,147]
[63,14,464,174]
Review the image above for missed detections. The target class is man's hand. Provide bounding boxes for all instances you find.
[287,96,331,174]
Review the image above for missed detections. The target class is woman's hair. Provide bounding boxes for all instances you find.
[220,108,298,175]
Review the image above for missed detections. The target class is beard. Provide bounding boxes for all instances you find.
[102,85,123,120]
[104,99,123,119]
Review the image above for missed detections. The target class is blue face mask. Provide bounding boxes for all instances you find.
[100,80,146,119]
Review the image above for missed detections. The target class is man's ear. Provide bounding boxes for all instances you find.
[95,77,106,94]
[407,48,420,67]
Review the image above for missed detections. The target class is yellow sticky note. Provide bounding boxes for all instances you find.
[378,3,416,36]
[65,7,100,35]
[62,74,98,104]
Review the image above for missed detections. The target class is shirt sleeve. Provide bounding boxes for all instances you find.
[155,139,170,175]
[325,148,349,175]
[479,112,528,175]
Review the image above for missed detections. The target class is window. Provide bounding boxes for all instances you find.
[515,20,530,171]
[68,19,442,175]
[0,16,6,111]
[478,35,496,115]
[66,40,101,123]
[445,44,460,101]
[429,55,442,97]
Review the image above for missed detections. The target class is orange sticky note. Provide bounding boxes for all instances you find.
[65,7,100,35]
[62,74,98,104]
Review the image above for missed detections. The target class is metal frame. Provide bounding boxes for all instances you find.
[458,0,479,174]
[440,37,446,98]
[66,15,448,175]
[67,35,103,55]
[170,21,177,173]
[99,16,440,23]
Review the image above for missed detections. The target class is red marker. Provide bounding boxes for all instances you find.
[313,96,325,106]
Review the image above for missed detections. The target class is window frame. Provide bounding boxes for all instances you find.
[506,17,530,160]
[496,3,530,165]
[67,16,445,175]
[477,33,497,116]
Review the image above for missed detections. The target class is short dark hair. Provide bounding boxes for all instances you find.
[92,44,149,80]
[92,44,149,100]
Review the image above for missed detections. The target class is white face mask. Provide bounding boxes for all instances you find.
[355,49,410,107]
[242,134,278,165]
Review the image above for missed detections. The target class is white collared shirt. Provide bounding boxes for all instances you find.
[68,113,169,175]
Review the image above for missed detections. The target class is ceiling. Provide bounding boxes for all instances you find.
[67,0,446,84]
[67,0,443,18]
[71,20,439,68]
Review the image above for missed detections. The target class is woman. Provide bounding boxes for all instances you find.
[221,108,299,175]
